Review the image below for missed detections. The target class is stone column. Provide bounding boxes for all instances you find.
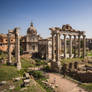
[59,37,61,55]
[69,35,72,58]
[83,35,86,58]
[52,33,55,61]
[7,31,12,64]
[64,34,67,58]
[74,35,76,58]
[78,35,81,57]
[26,36,29,52]
[15,28,21,70]
[56,33,60,62]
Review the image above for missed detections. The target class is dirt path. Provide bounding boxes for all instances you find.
[48,73,87,92]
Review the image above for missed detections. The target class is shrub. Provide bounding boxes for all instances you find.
[29,70,44,79]
[35,59,46,66]
[43,65,51,72]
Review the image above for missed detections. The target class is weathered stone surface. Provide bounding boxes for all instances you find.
[23,73,30,79]
[0,81,7,85]
[51,61,61,72]
[13,77,22,81]
[9,85,15,90]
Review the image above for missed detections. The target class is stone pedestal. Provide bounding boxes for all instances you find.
[51,61,61,72]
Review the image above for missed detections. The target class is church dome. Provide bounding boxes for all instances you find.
[27,22,37,35]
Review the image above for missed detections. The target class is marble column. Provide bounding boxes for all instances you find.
[52,33,55,61]
[83,35,86,58]
[78,35,81,57]
[64,34,67,58]
[74,35,76,58]
[56,33,60,62]
[69,35,72,58]
[8,31,12,64]
[15,28,21,70]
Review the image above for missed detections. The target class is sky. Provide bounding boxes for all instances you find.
[0,0,92,38]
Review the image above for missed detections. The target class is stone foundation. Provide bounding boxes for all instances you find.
[51,61,61,72]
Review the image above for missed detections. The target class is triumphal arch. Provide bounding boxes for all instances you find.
[49,24,86,72]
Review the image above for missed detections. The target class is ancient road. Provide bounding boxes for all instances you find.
[48,73,87,92]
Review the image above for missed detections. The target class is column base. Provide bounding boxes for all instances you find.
[51,61,61,73]
[17,63,21,70]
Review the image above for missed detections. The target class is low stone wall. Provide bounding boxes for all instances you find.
[61,62,92,83]
[76,71,92,83]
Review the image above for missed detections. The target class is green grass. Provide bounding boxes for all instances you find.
[21,58,35,69]
[35,59,47,66]
[0,52,7,59]
[87,53,92,56]
[0,78,46,92]
[87,50,92,56]
[61,58,84,65]
[29,70,53,92]
[0,65,20,82]
[0,65,46,92]
[80,83,92,91]
[37,78,54,92]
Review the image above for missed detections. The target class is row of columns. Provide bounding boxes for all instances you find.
[63,34,86,58]
[52,33,86,61]
[8,28,21,70]
[52,32,61,62]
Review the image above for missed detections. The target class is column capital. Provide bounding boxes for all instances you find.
[74,35,76,38]
[51,32,55,36]
[63,34,67,37]
[69,35,72,38]
[78,35,81,38]
[83,35,86,38]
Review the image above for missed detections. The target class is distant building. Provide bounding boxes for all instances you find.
[38,38,52,60]
[0,34,15,52]
[21,22,42,54]
[86,38,92,50]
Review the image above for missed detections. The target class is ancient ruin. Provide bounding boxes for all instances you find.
[8,28,21,70]
[49,24,86,72]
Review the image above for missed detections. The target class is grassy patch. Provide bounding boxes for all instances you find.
[35,59,47,66]
[87,50,92,56]
[21,58,35,69]
[29,70,53,92]
[37,78,54,92]
[0,52,7,59]
[0,65,20,82]
[61,58,84,65]
[29,70,44,79]
[80,83,92,91]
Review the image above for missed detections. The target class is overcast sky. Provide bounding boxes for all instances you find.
[0,0,92,38]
